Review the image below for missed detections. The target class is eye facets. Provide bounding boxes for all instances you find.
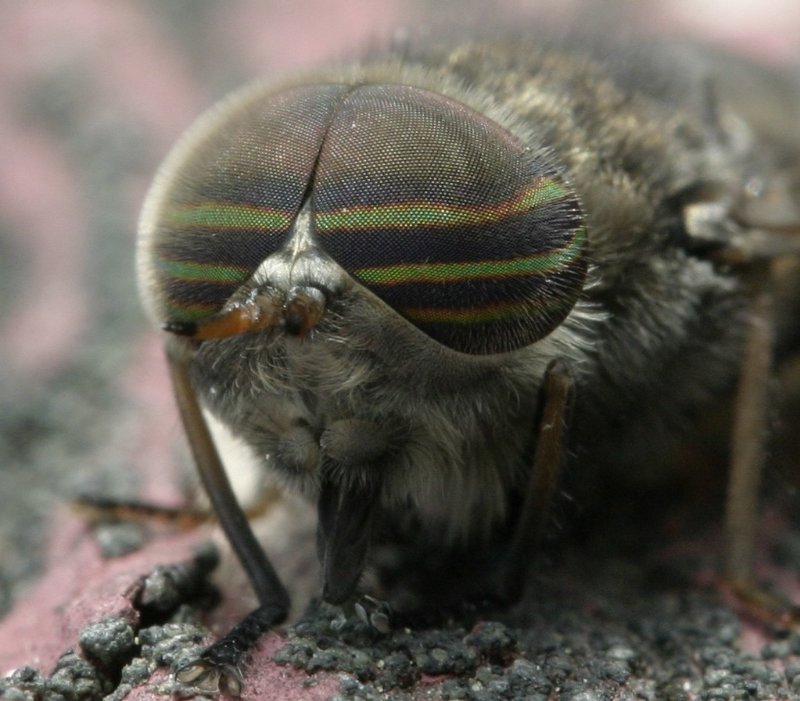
[145,85,349,322]
[315,84,587,354]
[142,82,587,353]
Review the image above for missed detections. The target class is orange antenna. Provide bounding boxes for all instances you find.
[164,294,280,340]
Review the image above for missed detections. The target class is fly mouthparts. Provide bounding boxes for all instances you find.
[283,286,327,336]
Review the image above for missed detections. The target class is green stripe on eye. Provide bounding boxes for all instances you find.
[167,202,293,231]
[157,259,251,282]
[352,227,586,286]
[163,300,219,320]
[316,178,569,232]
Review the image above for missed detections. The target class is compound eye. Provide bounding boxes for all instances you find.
[312,85,587,355]
[140,85,349,323]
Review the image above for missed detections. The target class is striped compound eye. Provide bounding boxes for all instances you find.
[139,82,587,355]
[138,84,352,324]
[312,85,586,355]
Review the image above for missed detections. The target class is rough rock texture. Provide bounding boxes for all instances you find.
[3,500,800,700]
[1,2,799,701]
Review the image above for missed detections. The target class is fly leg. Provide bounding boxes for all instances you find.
[499,358,574,602]
[73,480,280,527]
[166,341,290,696]
[722,265,800,626]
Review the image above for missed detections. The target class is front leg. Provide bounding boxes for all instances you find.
[166,343,290,695]
[500,359,574,601]
[723,279,773,587]
[722,264,800,625]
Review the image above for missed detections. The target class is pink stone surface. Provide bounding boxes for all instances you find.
[0,509,202,675]
[0,504,336,699]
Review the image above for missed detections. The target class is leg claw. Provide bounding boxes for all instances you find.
[354,594,392,633]
[175,656,244,697]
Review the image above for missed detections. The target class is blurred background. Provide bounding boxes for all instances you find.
[0,0,798,621]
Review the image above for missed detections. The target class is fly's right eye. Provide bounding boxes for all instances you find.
[138,84,350,324]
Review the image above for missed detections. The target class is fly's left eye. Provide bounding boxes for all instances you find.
[312,84,587,355]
